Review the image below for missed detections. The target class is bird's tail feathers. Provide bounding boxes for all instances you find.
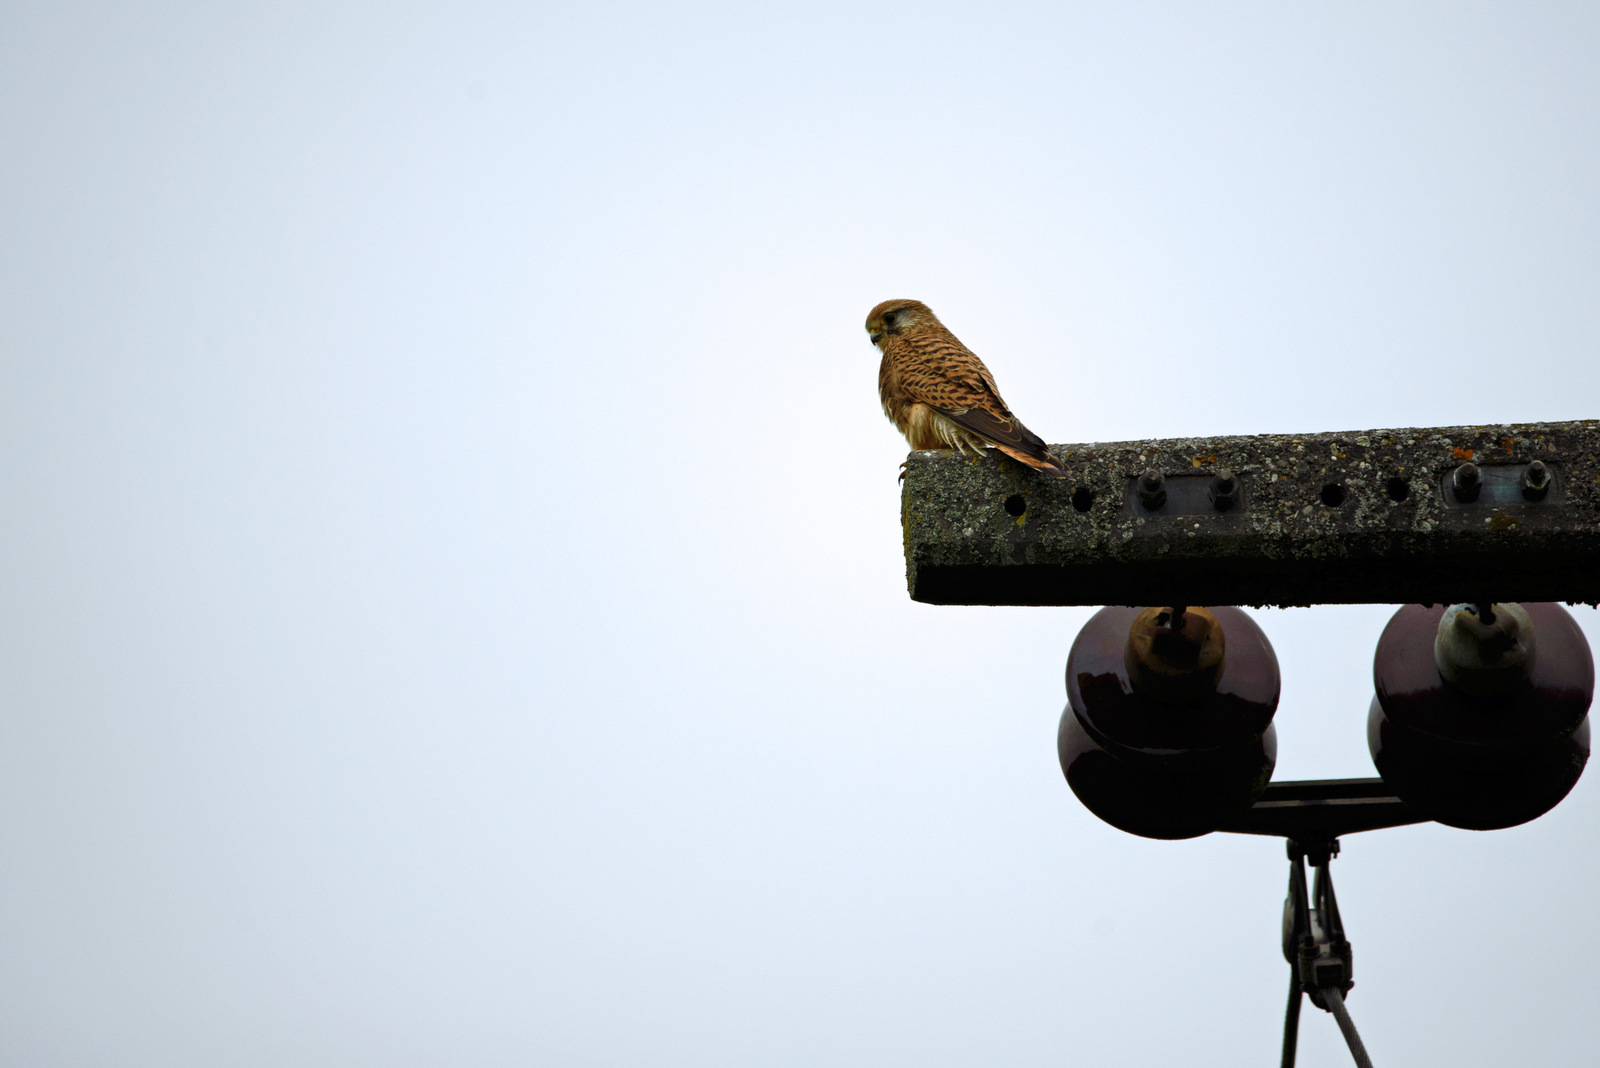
[994,444,1070,478]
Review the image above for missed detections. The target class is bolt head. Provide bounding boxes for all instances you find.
[1209,469,1240,511]
[1523,460,1551,500]
[1137,469,1166,509]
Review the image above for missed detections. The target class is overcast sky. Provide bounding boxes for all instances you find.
[3,3,1600,1065]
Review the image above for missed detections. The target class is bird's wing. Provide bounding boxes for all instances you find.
[939,404,1052,455]
[895,339,1052,456]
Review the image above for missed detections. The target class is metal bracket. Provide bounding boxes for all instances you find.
[1217,777,1428,840]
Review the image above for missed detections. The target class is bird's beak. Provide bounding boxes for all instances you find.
[869,331,883,344]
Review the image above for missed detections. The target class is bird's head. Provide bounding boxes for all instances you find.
[865,299,938,347]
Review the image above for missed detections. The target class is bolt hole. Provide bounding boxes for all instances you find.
[1320,483,1346,507]
[1071,487,1094,513]
[1003,494,1027,517]
[1385,477,1409,503]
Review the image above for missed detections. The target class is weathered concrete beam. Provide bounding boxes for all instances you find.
[902,420,1600,607]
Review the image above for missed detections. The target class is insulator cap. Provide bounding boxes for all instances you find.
[1434,603,1536,698]
[1123,606,1226,704]
[1375,603,1592,750]
[1069,606,1279,761]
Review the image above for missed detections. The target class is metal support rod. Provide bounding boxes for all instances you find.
[1280,969,1302,1068]
[1312,859,1347,948]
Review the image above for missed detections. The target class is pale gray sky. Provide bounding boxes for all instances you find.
[3,3,1599,1065]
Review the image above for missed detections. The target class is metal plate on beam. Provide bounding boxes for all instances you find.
[1122,472,1250,517]
[900,420,1600,607]
[1440,462,1557,507]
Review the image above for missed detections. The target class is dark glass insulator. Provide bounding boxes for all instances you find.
[1059,605,1281,839]
[1369,602,1595,830]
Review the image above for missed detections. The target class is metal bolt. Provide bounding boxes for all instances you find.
[1452,461,1482,502]
[1137,469,1166,510]
[1523,460,1551,501]
[1209,469,1241,512]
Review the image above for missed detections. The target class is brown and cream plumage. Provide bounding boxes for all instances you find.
[867,298,1066,476]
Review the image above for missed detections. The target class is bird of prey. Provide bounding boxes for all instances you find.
[867,298,1067,477]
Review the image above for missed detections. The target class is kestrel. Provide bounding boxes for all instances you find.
[867,298,1067,477]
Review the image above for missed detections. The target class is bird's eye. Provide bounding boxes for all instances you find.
[883,312,896,327]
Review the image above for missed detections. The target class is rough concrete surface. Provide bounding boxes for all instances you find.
[901,421,1600,606]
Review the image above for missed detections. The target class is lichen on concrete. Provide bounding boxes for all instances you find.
[901,421,1600,607]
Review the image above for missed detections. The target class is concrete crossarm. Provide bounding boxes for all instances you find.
[901,420,1600,607]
